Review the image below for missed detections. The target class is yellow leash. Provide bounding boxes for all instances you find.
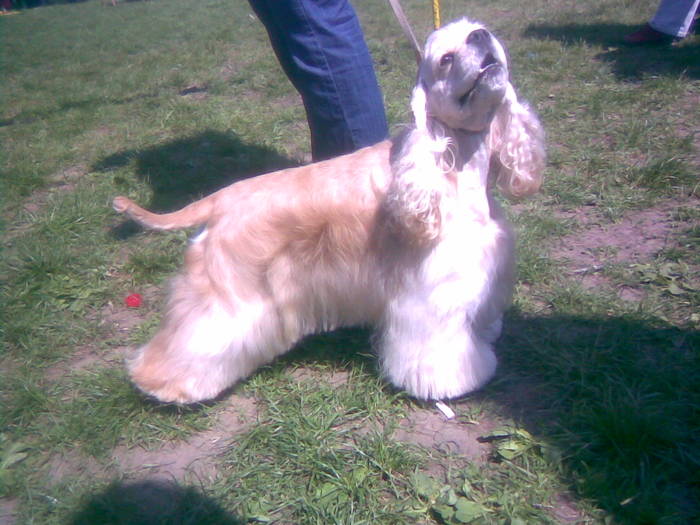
[432,0,441,29]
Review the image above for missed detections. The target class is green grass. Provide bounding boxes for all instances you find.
[1,0,699,523]
[215,366,419,524]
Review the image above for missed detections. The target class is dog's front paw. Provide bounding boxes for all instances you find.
[381,337,498,400]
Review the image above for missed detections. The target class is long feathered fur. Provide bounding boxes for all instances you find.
[112,18,545,404]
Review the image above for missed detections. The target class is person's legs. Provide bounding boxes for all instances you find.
[249,0,388,161]
[649,0,699,38]
[625,0,699,44]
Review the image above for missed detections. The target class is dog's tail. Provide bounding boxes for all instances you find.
[113,195,215,230]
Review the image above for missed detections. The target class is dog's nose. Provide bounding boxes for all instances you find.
[467,28,490,46]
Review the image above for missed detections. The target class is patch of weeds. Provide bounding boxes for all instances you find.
[610,260,700,326]
[665,224,700,265]
[216,369,420,523]
[41,367,213,457]
[122,232,188,284]
[411,439,581,525]
[0,367,50,430]
[672,206,700,223]
[682,224,700,258]
[512,208,565,284]
[0,433,31,497]
[627,261,698,298]
[412,470,490,524]
[480,426,557,463]
[623,154,696,194]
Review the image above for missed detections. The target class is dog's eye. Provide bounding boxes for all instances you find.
[439,53,454,67]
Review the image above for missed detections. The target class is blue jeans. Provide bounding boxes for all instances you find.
[248,0,389,161]
[650,0,699,37]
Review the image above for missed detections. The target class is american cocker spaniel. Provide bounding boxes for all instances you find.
[113,18,545,404]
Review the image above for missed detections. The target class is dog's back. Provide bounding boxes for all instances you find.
[113,140,392,231]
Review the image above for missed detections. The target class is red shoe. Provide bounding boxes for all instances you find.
[623,24,673,45]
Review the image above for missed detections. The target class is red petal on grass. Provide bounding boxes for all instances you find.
[125,293,143,308]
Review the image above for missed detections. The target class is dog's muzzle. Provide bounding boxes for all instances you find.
[457,29,507,107]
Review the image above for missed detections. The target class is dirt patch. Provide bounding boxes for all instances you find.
[47,449,105,485]
[95,284,162,333]
[20,165,86,216]
[393,405,495,465]
[44,345,119,383]
[46,395,258,488]
[550,198,700,298]
[111,395,257,483]
[552,203,683,268]
[99,283,162,339]
[551,492,587,523]
[44,285,162,382]
[0,497,19,525]
[288,367,350,387]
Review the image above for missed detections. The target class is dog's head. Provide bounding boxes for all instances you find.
[410,18,545,199]
[413,19,509,132]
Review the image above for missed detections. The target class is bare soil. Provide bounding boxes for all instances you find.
[393,406,495,463]
[552,201,690,268]
[111,396,257,482]
[550,198,700,300]
[0,498,19,525]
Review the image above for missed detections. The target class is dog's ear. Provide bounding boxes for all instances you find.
[385,128,448,247]
[488,85,545,199]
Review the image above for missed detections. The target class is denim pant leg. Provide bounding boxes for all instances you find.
[650,0,699,37]
[248,0,389,160]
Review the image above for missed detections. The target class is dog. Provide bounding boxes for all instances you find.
[112,18,545,404]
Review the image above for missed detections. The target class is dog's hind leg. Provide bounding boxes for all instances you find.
[127,282,287,403]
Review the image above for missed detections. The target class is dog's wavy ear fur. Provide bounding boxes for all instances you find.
[385,129,445,246]
[385,71,545,244]
[488,85,545,199]
[382,82,454,247]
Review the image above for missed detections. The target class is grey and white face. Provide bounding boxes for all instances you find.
[419,19,509,131]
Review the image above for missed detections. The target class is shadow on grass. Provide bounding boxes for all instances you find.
[524,22,700,80]
[283,327,376,367]
[70,479,243,525]
[251,314,700,523]
[488,312,700,523]
[94,130,299,238]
